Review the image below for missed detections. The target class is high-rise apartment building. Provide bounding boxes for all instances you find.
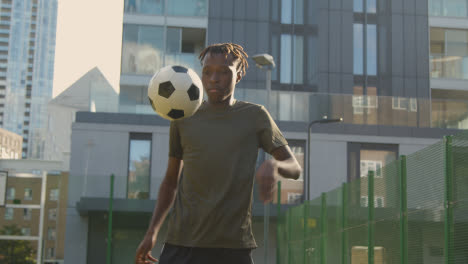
[0,0,57,159]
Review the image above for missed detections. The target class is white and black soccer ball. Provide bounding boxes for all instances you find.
[148,65,203,121]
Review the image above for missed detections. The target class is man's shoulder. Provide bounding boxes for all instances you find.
[234,100,266,112]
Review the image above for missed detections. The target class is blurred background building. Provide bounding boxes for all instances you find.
[0,0,58,159]
[0,127,21,159]
[0,159,68,264]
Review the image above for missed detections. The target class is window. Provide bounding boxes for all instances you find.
[353,24,364,75]
[352,95,378,109]
[280,34,304,84]
[392,97,418,112]
[360,196,368,207]
[47,247,55,258]
[375,196,385,208]
[24,188,32,200]
[354,24,377,76]
[167,0,207,16]
[354,0,377,13]
[48,208,57,221]
[127,133,152,199]
[23,208,31,220]
[360,160,382,178]
[307,36,318,85]
[367,25,377,76]
[49,189,59,201]
[121,25,164,75]
[4,207,13,220]
[21,227,30,236]
[121,25,205,75]
[287,192,302,203]
[6,187,15,200]
[124,0,164,15]
[430,28,468,80]
[347,143,398,182]
[47,227,56,240]
[281,0,303,24]
[360,196,385,207]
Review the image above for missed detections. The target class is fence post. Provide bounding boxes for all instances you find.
[277,181,282,264]
[444,136,454,264]
[321,192,327,264]
[399,156,408,264]
[368,171,375,264]
[304,200,308,264]
[288,210,292,264]
[342,183,348,264]
[106,174,115,264]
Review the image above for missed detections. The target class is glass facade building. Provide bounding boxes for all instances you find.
[0,0,57,159]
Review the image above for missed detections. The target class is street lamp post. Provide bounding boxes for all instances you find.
[252,53,275,110]
[252,53,275,264]
[306,116,343,200]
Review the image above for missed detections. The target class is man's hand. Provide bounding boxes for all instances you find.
[135,233,158,264]
[255,159,278,203]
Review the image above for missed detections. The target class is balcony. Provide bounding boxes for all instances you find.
[431,55,468,80]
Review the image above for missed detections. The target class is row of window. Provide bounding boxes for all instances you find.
[15,227,56,240]
[120,23,377,85]
[4,207,57,221]
[6,187,59,201]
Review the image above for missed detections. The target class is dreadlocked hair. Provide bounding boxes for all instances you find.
[198,43,249,77]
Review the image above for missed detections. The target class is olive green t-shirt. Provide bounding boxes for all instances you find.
[165,99,288,249]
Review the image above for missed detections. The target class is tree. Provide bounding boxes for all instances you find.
[0,225,36,264]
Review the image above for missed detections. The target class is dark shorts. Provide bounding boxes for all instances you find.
[159,243,254,264]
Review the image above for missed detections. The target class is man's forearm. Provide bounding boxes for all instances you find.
[273,158,302,180]
[146,179,178,236]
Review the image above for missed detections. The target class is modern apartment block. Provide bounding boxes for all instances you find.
[0,0,57,159]
[0,159,68,264]
[63,1,468,263]
[0,127,21,159]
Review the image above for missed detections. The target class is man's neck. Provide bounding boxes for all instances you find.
[206,96,236,109]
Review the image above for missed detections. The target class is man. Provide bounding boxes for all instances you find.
[135,43,302,264]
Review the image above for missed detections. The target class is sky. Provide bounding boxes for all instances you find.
[52,0,124,98]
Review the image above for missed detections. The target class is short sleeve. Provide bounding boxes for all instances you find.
[256,106,288,154]
[169,121,183,159]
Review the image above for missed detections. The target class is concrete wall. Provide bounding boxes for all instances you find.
[64,119,170,263]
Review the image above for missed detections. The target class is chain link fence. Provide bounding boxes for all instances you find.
[277,131,468,263]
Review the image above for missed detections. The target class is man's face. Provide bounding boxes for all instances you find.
[201,52,242,104]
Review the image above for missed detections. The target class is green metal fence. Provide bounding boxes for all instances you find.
[277,132,468,264]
